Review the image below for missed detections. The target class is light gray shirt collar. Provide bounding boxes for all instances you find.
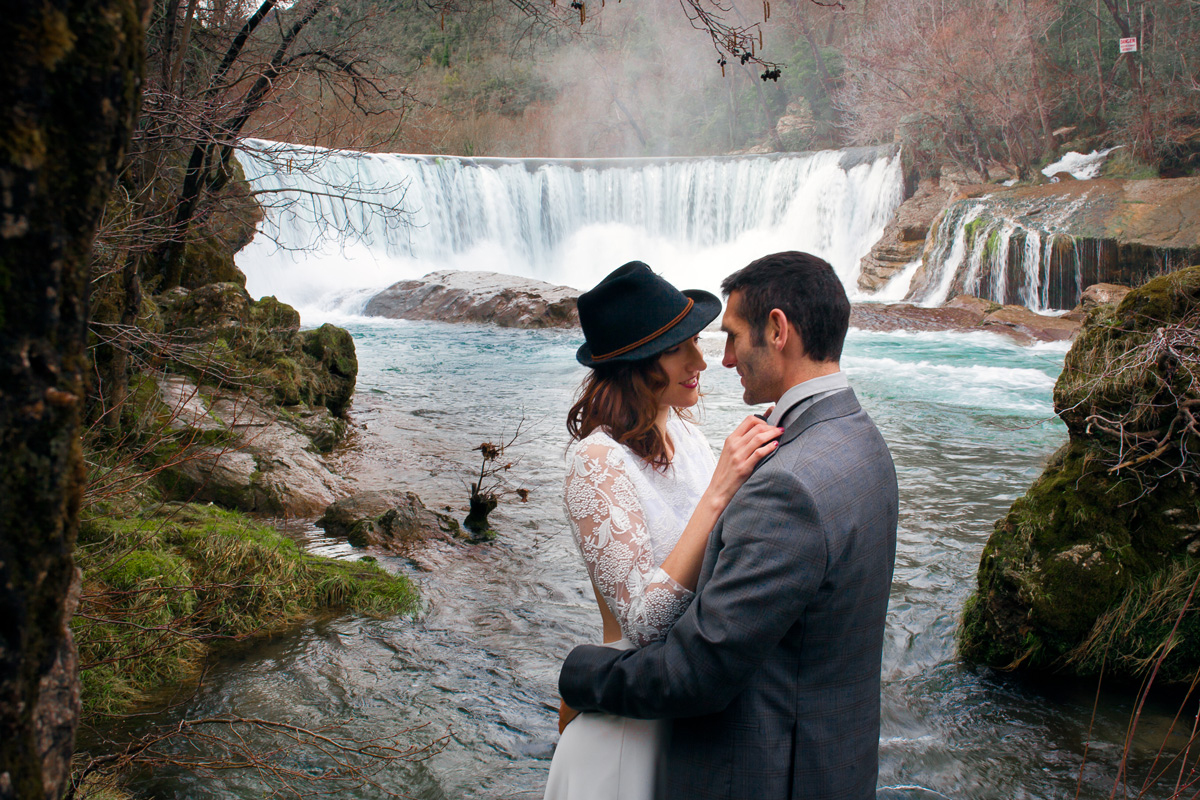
[765,372,850,427]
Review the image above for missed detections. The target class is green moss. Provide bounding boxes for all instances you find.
[302,323,358,378]
[33,7,77,69]
[984,228,1003,260]
[74,502,419,717]
[250,295,301,331]
[300,324,358,416]
[962,436,1200,677]
[964,216,987,245]
[180,236,245,289]
[1101,149,1160,180]
[269,356,303,406]
[148,288,357,420]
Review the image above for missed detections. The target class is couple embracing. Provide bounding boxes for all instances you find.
[545,252,899,800]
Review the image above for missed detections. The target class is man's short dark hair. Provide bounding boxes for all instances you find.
[720,251,850,362]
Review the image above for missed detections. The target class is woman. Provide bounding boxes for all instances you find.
[544,262,780,800]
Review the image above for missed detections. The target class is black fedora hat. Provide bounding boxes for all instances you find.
[576,261,721,367]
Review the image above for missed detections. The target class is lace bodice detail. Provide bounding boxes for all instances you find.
[564,417,716,647]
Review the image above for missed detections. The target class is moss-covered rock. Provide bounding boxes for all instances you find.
[165,151,261,290]
[961,266,1200,683]
[1056,266,1200,436]
[300,323,358,417]
[151,286,358,419]
[961,440,1200,674]
[156,281,251,329]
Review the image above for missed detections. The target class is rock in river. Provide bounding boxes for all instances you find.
[364,270,580,328]
[318,490,464,551]
[960,266,1200,684]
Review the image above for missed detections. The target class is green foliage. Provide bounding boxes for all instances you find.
[75,502,418,717]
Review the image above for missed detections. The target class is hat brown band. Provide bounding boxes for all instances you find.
[589,298,695,362]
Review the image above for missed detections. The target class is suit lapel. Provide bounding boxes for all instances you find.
[754,388,861,470]
[696,389,863,589]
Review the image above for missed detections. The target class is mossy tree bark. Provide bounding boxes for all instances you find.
[0,1,145,797]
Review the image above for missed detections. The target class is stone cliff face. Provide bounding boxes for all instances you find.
[960,266,1200,684]
[364,270,579,329]
[857,178,953,292]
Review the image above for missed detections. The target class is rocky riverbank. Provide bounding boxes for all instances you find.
[74,280,455,730]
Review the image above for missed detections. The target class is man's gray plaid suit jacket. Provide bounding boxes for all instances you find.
[559,389,899,800]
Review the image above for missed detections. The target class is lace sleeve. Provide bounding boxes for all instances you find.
[564,440,695,647]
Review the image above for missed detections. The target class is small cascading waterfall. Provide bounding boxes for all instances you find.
[235,140,904,316]
[908,194,1096,312]
[907,189,1195,312]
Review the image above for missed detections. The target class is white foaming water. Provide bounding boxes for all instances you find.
[1042,147,1120,180]
[842,327,1065,416]
[844,354,1055,414]
[235,140,903,318]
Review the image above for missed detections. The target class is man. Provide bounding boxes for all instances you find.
[558,251,899,800]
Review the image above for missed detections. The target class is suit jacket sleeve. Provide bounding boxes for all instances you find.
[559,464,828,718]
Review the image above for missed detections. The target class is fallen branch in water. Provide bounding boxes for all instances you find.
[72,716,449,800]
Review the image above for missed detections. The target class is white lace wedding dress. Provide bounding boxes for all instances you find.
[544,416,716,800]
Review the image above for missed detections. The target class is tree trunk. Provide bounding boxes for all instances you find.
[0,2,145,798]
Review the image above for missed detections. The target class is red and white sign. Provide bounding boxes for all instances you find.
[1119,37,1138,53]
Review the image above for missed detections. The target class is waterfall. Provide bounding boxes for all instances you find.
[235,140,903,317]
[904,189,1186,312]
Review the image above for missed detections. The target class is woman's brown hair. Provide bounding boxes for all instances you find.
[567,357,693,470]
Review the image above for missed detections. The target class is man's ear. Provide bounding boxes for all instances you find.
[767,308,789,351]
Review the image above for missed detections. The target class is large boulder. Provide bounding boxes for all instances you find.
[154,382,350,516]
[1078,282,1131,311]
[363,270,580,329]
[960,266,1200,683]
